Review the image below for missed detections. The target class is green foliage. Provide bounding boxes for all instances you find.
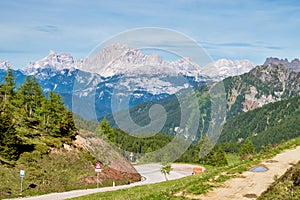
[0,106,21,160]
[0,67,16,104]
[15,76,45,118]
[0,149,97,199]
[161,162,173,181]
[219,97,300,151]
[0,69,78,161]
[73,114,98,132]
[99,118,115,143]
[183,135,228,166]
[113,129,173,155]
[239,138,255,156]
[59,110,77,138]
[210,146,228,166]
[292,168,300,186]
[258,161,300,199]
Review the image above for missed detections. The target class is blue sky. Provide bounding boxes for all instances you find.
[0,0,300,68]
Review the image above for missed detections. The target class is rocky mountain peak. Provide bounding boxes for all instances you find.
[82,44,168,77]
[0,60,12,69]
[264,57,300,72]
[250,63,289,84]
[81,44,254,79]
[201,59,254,78]
[22,50,83,76]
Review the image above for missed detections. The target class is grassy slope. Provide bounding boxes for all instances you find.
[0,130,141,199]
[258,161,300,200]
[72,137,300,200]
[0,145,96,198]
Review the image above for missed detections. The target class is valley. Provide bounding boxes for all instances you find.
[1,1,300,200]
[0,48,300,199]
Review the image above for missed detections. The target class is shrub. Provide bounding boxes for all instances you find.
[292,168,300,186]
[35,143,49,154]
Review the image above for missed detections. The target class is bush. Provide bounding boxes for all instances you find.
[35,143,49,154]
[292,168,300,186]
[44,138,62,148]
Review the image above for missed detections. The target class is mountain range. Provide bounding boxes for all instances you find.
[0,44,255,119]
[1,44,299,122]
[105,60,300,139]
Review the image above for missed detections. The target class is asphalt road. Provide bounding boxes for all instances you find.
[6,164,195,200]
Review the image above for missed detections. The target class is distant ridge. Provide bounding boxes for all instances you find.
[0,60,11,69]
[264,57,300,72]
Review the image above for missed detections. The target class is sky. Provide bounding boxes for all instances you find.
[0,0,300,68]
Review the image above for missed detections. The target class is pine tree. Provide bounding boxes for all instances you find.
[99,118,115,143]
[208,146,228,166]
[196,134,213,163]
[59,110,77,138]
[47,91,66,136]
[239,138,255,156]
[15,76,45,118]
[0,68,16,111]
[0,106,20,160]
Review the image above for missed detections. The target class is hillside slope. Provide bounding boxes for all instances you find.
[0,69,140,199]
[258,160,300,199]
[219,97,300,150]
[0,131,140,199]
[106,63,299,140]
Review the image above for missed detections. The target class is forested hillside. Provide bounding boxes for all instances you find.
[0,68,77,162]
[105,64,299,140]
[219,97,300,151]
[0,68,140,198]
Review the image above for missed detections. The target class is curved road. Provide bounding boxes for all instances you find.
[6,164,196,200]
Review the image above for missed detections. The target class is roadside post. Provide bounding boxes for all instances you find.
[20,170,25,194]
[95,162,102,188]
[130,152,134,162]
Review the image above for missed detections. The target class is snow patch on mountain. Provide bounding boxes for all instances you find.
[202,59,254,79]
[81,44,204,78]
[81,44,254,81]
[17,44,254,83]
[0,60,12,69]
[22,50,83,77]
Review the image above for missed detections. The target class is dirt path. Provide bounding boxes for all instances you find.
[200,146,300,200]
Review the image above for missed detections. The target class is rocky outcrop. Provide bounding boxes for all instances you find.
[225,63,300,116]
[264,57,300,72]
[75,133,141,183]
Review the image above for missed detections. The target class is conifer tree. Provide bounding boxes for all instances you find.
[99,118,115,143]
[0,68,16,111]
[196,134,213,163]
[59,110,77,138]
[15,76,45,118]
[239,138,255,156]
[208,145,228,166]
[0,106,20,160]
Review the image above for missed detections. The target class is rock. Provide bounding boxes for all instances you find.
[264,57,300,72]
